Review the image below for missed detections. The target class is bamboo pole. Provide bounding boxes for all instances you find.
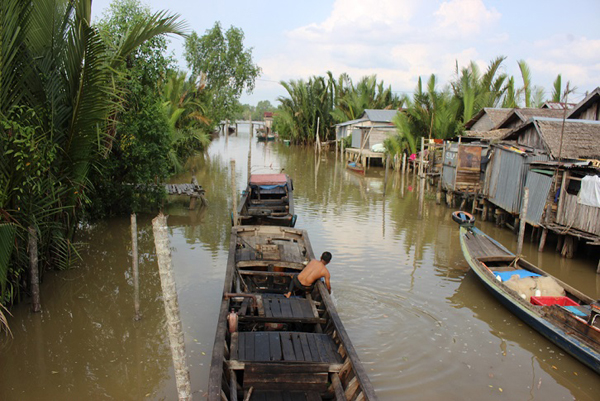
[517,187,529,255]
[402,152,406,175]
[231,160,238,226]
[28,226,41,313]
[131,214,141,320]
[152,213,192,401]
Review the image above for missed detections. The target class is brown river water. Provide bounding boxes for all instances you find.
[1,127,599,400]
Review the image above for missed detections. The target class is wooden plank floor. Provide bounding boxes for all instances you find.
[262,295,316,319]
[465,230,511,259]
[250,390,321,401]
[234,332,342,364]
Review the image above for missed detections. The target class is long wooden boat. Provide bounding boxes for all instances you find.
[237,173,297,227]
[454,211,600,374]
[209,225,377,400]
[346,161,365,175]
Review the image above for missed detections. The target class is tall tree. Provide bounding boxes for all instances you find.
[184,22,261,124]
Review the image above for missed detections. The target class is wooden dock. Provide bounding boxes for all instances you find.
[165,181,206,209]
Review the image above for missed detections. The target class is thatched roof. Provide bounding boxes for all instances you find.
[567,87,600,119]
[503,117,600,159]
[541,101,576,110]
[463,128,511,141]
[464,107,511,130]
[494,108,567,129]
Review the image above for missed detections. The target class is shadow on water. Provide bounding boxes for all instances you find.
[1,128,599,400]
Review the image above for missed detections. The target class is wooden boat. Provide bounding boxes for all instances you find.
[346,161,365,175]
[237,173,297,227]
[454,211,600,374]
[208,225,377,400]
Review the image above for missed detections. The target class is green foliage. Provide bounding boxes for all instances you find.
[0,0,184,307]
[184,22,261,123]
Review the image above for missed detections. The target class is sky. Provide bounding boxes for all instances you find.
[91,0,600,106]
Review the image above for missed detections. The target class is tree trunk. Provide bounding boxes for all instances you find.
[152,213,192,401]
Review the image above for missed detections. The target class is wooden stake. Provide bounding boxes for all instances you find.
[315,117,322,153]
[28,226,41,313]
[516,187,529,255]
[231,160,238,226]
[152,213,192,401]
[402,152,406,175]
[383,155,390,197]
[131,214,141,320]
[418,137,425,219]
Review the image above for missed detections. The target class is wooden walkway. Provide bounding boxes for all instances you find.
[164,182,206,209]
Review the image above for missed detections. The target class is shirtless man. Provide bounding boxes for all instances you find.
[285,252,332,298]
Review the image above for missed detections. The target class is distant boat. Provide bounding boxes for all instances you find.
[346,160,365,175]
[454,211,600,374]
[236,173,297,227]
[208,225,377,400]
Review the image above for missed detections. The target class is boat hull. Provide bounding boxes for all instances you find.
[459,225,600,374]
[208,226,377,400]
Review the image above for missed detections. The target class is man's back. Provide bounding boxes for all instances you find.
[298,259,329,287]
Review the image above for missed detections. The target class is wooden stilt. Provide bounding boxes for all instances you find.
[556,235,564,252]
[538,229,548,252]
[561,235,575,258]
[516,188,529,255]
[384,156,390,197]
[418,137,425,219]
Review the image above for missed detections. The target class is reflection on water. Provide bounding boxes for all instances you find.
[1,128,599,400]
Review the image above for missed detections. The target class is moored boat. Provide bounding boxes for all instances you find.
[346,160,365,175]
[454,211,600,374]
[208,225,377,400]
[236,173,297,227]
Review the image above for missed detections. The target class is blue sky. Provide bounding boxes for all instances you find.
[91,0,600,106]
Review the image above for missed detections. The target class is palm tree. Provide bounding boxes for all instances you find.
[451,57,507,122]
[0,0,185,308]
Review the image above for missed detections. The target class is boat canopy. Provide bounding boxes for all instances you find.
[249,174,288,186]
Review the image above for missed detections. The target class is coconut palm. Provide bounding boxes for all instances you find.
[0,0,185,308]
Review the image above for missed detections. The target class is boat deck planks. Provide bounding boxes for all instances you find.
[250,390,322,401]
[234,332,341,365]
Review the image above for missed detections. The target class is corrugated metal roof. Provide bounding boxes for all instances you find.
[362,109,399,123]
[334,118,368,127]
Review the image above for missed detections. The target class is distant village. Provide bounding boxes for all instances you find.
[333,88,600,272]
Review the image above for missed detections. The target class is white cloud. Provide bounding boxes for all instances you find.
[434,0,501,37]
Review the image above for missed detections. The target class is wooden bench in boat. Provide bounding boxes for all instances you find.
[238,294,325,324]
[230,331,343,370]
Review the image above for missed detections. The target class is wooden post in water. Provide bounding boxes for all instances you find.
[517,187,529,255]
[418,137,425,219]
[384,155,390,197]
[131,214,141,320]
[249,121,253,138]
[28,226,41,313]
[315,117,322,153]
[231,160,238,226]
[152,213,192,401]
[402,152,406,175]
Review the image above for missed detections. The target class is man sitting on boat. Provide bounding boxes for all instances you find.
[285,252,332,298]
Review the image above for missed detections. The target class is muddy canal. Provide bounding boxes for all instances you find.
[1,127,599,400]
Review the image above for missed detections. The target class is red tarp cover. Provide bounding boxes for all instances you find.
[249,174,287,185]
